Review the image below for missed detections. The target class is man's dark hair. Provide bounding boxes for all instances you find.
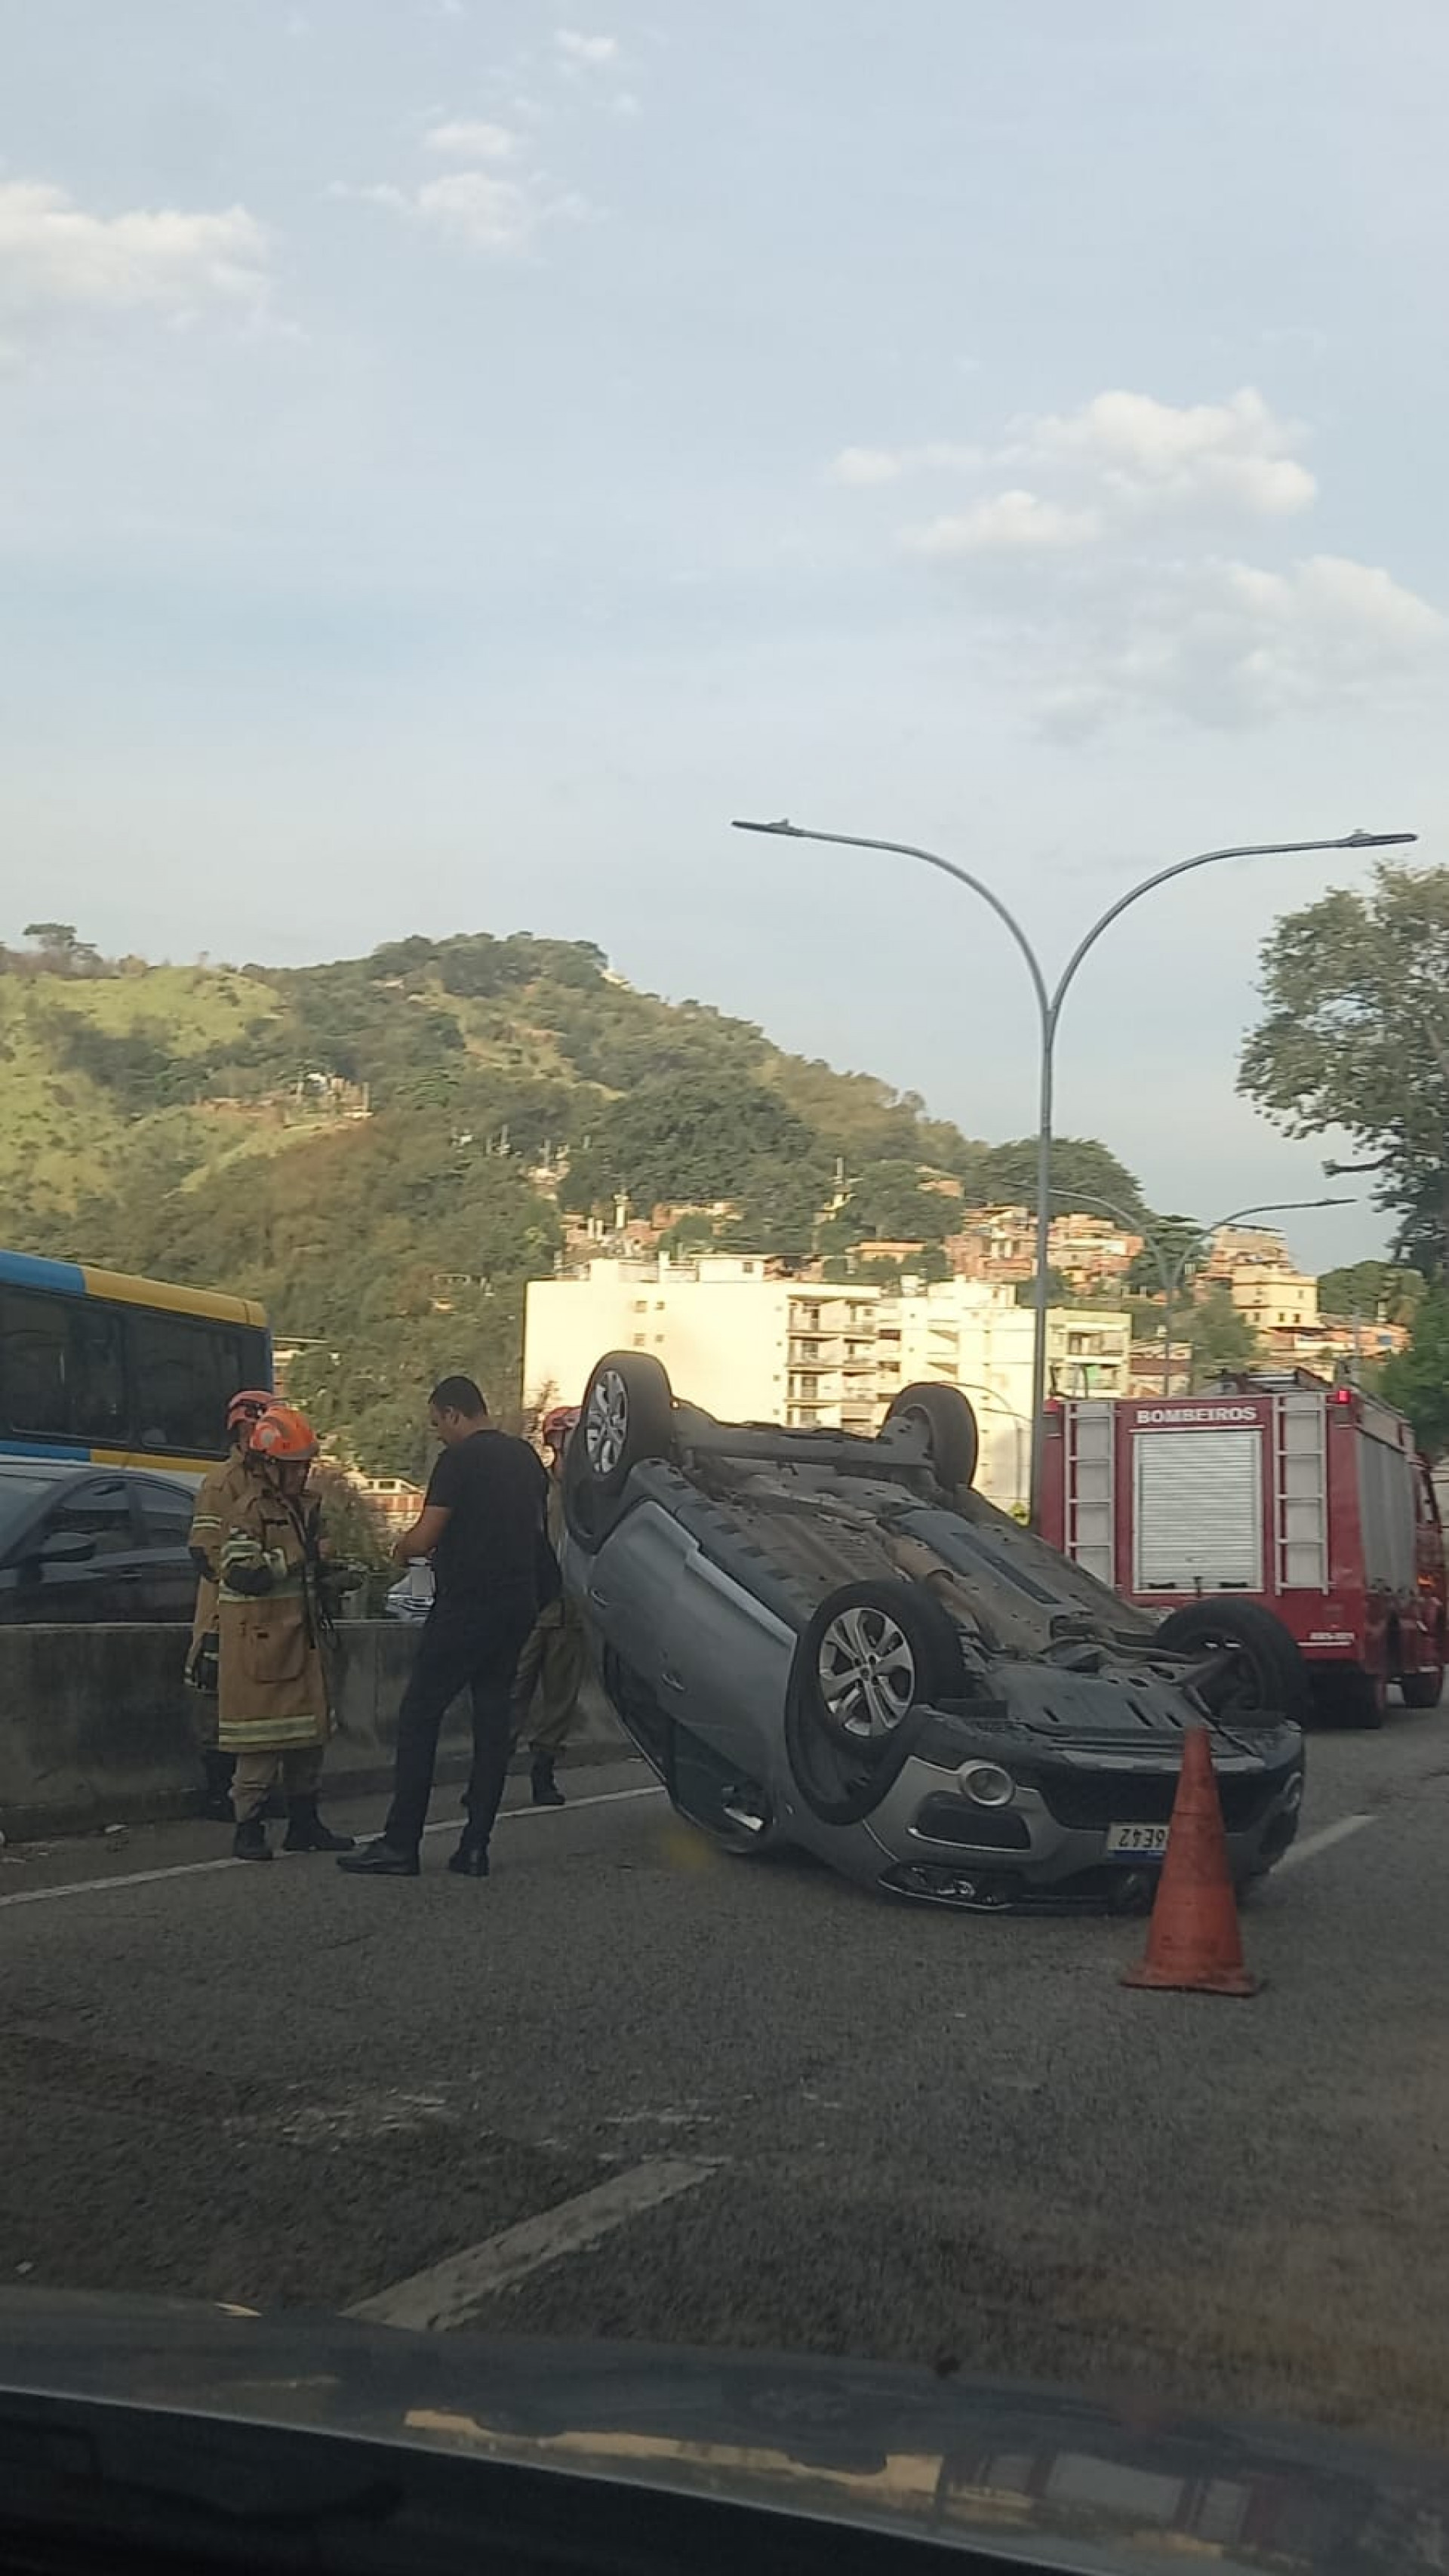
[429,1375,488,1418]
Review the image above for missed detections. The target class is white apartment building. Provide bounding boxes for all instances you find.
[523,1257,1129,1515]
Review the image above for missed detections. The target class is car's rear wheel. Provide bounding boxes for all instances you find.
[1155,1597,1310,1728]
[580,1351,675,1488]
[565,1353,675,1547]
[881,1383,980,1494]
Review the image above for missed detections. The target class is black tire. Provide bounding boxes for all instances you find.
[798,1577,968,1754]
[882,1383,980,1493]
[1155,1598,1310,1728]
[577,1351,675,1495]
[1401,1663,1444,1712]
[784,1578,968,1827]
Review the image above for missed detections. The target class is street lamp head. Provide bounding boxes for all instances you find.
[1339,829,1418,849]
[731,817,798,836]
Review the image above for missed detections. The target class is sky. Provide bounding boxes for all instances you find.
[2,0,1445,1272]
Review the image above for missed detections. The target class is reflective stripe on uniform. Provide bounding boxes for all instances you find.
[217,1712,327,1750]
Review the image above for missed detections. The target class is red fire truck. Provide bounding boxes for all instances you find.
[1041,1371,1446,1726]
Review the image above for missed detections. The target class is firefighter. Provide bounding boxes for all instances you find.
[186,1388,273,1820]
[508,1405,586,1808]
[217,1402,356,1864]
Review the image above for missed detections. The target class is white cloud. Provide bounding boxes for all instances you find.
[827,381,1429,731]
[554,27,619,68]
[0,178,271,350]
[423,118,519,162]
[332,163,580,258]
[1039,552,1444,736]
[903,489,1100,555]
[1023,386,1315,517]
[830,440,983,485]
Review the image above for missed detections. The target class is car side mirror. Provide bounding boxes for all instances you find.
[35,1529,97,1565]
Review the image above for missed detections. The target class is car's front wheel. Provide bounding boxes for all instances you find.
[785,1577,968,1826]
[1155,1597,1311,1728]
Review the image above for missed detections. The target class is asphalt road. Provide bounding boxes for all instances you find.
[2,1713,1447,2453]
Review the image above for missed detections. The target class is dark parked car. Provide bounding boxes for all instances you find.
[564,1355,1306,1912]
[0,1460,202,1624]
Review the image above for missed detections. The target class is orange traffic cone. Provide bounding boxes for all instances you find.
[1121,1725,1260,1997]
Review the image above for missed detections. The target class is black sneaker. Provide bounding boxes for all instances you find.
[335,1837,420,1878]
[530,1754,565,1808]
[447,1838,490,1879]
[232,1816,272,1863]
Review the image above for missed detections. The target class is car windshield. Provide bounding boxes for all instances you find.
[2,4,1448,2557]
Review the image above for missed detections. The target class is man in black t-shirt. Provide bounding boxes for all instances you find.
[339,1376,559,1881]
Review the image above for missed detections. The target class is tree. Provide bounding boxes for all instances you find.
[820,1159,953,1248]
[1016,1266,1071,1305]
[721,1162,832,1262]
[560,1072,816,1214]
[1317,1259,1426,1324]
[1188,1284,1260,1386]
[1239,863,1449,1277]
[1128,1213,1207,1297]
[977,1136,1146,1220]
[1382,1291,1449,1457]
[24,923,78,952]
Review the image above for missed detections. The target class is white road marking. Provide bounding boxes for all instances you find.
[1277,1813,1375,1871]
[348,2157,718,2333]
[0,1782,666,1912]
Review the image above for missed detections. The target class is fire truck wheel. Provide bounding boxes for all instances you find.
[1155,1598,1312,1728]
[1401,1663,1444,1712]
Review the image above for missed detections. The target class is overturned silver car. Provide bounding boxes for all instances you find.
[563,1355,1306,1910]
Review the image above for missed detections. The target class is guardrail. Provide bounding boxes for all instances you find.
[0,1623,629,1839]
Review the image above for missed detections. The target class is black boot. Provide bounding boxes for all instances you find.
[531,1752,565,1808]
[232,1814,271,1863]
[200,1750,234,1822]
[284,1796,355,1854]
[447,1836,490,1879]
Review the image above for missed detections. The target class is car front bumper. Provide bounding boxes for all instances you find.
[863,1740,1305,1910]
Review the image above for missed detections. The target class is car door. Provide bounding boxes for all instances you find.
[0,1475,144,1623]
[132,1476,205,1621]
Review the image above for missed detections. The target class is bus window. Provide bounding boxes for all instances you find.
[0,1289,125,1444]
[125,1308,245,1456]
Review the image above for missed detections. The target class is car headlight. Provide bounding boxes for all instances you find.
[958,1760,1015,1808]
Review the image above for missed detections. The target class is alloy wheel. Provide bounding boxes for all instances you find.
[817,1603,917,1740]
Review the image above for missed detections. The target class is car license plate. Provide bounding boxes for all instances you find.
[1106,1822,1170,1857]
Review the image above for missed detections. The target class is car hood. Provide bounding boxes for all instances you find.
[0,2291,1441,2576]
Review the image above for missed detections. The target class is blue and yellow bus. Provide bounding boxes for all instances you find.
[0,1249,272,1473]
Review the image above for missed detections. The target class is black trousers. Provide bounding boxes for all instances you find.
[385,1590,537,1854]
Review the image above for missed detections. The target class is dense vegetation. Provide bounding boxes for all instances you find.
[1,927,1050,1476]
[11,913,1424,1472]
[1240,863,1449,1279]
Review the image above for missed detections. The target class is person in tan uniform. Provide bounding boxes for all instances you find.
[186,1388,273,1819]
[217,1402,356,1864]
[508,1405,587,1808]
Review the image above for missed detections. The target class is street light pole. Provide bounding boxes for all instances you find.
[732,818,1416,1525]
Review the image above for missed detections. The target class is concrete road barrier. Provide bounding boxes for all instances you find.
[0,1623,630,1839]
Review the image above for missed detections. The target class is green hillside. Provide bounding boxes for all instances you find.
[0,928,1143,1477]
